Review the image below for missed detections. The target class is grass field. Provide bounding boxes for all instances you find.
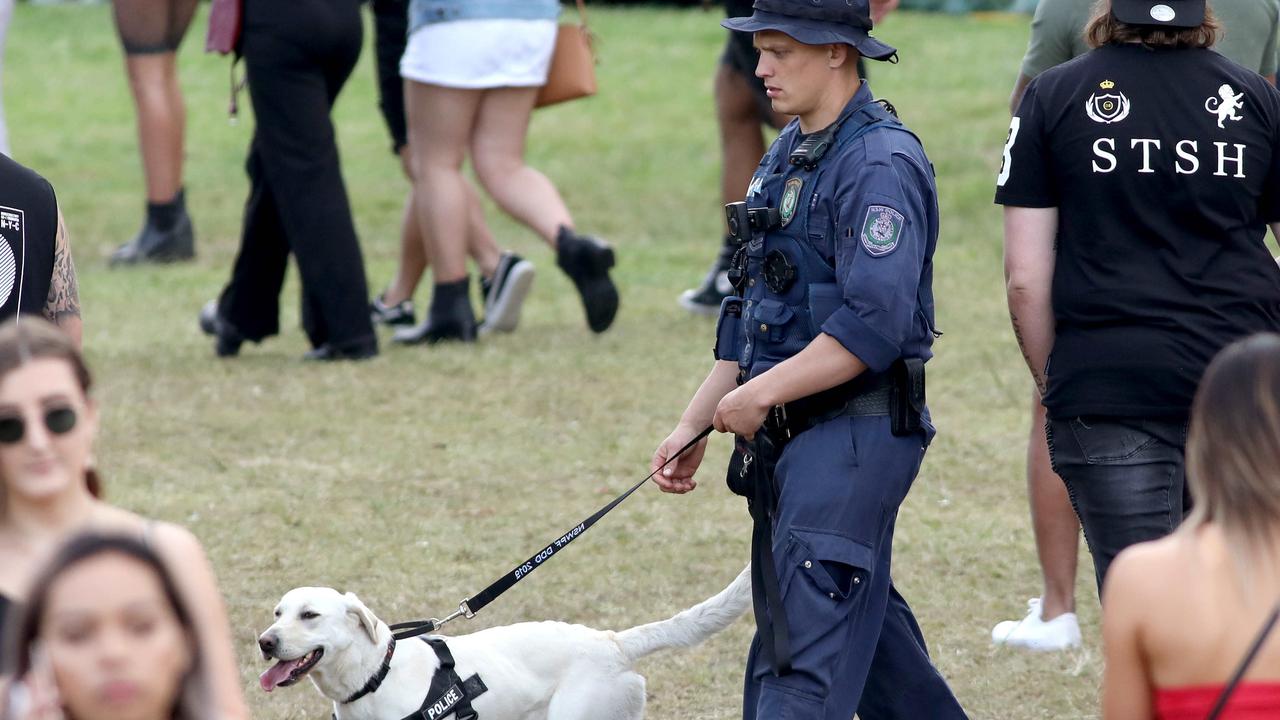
[8,5,1107,718]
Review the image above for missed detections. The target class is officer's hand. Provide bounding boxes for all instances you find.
[713,385,770,440]
[651,426,709,494]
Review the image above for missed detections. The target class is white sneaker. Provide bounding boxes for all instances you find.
[991,598,1081,651]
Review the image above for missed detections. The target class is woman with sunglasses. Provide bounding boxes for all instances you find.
[0,319,247,719]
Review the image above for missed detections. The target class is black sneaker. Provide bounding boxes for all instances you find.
[556,228,618,334]
[198,299,244,358]
[110,206,195,266]
[678,267,734,316]
[370,293,416,326]
[480,252,535,335]
[678,237,738,316]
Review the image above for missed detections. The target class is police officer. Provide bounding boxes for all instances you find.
[651,2,965,717]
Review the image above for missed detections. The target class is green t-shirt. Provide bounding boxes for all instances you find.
[1020,0,1280,78]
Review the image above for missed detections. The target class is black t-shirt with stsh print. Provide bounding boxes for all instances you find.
[995,43,1280,420]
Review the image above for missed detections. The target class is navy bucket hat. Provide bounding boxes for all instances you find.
[722,0,898,62]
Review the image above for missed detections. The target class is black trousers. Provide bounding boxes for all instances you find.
[218,0,374,351]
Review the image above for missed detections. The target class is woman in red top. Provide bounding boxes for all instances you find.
[1103,334,1280,719]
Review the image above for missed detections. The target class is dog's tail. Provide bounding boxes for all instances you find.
[614,564,751,661]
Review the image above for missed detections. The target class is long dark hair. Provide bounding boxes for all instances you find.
[0,318,100,497]
[1185,334,1280,588]
[7,533,199,720]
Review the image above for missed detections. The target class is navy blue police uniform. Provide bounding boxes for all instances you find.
[716,3,966,718]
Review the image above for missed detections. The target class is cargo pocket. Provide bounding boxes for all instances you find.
[752,299,794,343]
[774,528,875,672]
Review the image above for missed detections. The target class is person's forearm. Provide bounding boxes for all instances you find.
[679,360,741,430]
[748,333,868,407]
[1007,285,1054,395]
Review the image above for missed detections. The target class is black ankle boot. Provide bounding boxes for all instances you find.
[110,188,196,266]
[556,226,618,334]
[392,278,477,345]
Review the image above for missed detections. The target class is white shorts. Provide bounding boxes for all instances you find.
[400,19,558,89]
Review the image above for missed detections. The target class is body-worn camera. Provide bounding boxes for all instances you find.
[725,202,782,243]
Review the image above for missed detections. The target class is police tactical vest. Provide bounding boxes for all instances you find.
[0,155,57,322]
[716,99,919,380]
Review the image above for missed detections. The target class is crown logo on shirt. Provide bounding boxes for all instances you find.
[1099,80,1115,89]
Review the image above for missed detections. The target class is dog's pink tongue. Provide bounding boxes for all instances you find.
[260,658,305,692]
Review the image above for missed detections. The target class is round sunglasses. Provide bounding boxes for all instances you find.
[0,407,78,445]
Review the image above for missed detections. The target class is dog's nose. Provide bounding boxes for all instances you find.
[259,634,277,656]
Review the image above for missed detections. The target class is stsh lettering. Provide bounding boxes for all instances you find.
[1091,138,1247,178]
[425,684,464,719]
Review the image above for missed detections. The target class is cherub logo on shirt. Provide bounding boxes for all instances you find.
[1085,80,1130,125]
[1204,84,1245,129]
[0,207,20,310]
[860,205,904,257]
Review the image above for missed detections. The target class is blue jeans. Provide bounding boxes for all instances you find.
[1045,416,1189,592]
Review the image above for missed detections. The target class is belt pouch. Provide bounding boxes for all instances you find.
[714,297,744,362]
[890,357,926,437]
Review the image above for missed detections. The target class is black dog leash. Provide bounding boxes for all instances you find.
[391,426,715,640]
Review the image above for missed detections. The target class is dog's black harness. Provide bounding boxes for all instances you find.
[411,638,488,720]
[331,636,487,720]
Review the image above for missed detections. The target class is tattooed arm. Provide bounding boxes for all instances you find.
[1003,206,1057,396]
[42,204,82,348]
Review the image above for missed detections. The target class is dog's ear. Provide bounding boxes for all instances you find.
[343,592,380,644]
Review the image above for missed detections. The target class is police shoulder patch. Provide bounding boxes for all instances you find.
[860,205,905,257]
[780,178,803,227]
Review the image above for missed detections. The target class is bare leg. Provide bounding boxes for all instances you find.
[123,52,185,203]
[1029,392,1079,620]
[716,63,770,209]
[406,81,482,283]
[384,145,500,305]
[464,182,501,277]
[469,86,573,246]
[383,188,427,306]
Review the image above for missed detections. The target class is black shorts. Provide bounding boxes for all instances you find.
[721,0,773,120]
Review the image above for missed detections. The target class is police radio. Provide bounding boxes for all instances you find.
[789,127,837,171]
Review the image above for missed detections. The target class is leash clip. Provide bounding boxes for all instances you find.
[430,601,475,632]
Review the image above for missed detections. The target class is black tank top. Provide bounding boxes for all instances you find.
[0,154,57,322]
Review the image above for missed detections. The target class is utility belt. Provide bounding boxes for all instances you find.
[742,357,926,444]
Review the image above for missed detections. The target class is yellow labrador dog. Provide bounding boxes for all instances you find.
[258,567,749,720]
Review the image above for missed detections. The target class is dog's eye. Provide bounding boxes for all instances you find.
[301,611,320,620]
